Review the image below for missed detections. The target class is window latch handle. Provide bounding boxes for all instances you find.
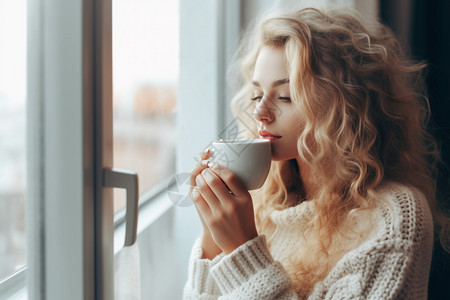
[103,168,139,246]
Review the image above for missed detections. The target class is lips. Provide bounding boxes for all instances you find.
[259,130,282,141]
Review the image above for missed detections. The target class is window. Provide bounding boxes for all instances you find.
[0,0,240,298]
[0,0,27,283]
[112,0,178,213]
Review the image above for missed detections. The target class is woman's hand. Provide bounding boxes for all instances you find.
[190,149,222,259]
[192,161,258,255]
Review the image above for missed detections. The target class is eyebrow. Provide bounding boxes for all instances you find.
[252,78,290,88]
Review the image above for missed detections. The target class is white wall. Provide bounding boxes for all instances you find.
[242,0,379,30]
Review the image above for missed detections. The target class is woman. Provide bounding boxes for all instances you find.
[184,7,445,299]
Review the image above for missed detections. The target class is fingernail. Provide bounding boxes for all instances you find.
[191,187,199,199]
[203,148,210,154]
[195,175,202,187]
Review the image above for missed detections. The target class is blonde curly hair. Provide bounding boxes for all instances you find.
[231,6,443,296]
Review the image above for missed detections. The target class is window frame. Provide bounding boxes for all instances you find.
[0,0,243,298]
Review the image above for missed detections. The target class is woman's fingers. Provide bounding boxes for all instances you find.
[200,168,237,202]
[189,149,211,187]
[191,160,257,255]
[190,161,208,187]
[191,186,211,217]
[207,162,248,198]
[196,173,221,210]
[196,166,257,254]
[200,148,210,160]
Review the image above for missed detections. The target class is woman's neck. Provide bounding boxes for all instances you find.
[296,157,316,199]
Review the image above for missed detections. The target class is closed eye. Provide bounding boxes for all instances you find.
[279,97,291,102]
[251,96,263,101]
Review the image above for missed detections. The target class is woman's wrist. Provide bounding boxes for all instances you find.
[200,233,222,259]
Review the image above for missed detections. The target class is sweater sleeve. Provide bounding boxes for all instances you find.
[183,235,298,300]
[210,235,298,300]
[183,238,225,300]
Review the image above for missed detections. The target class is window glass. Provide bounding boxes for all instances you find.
[0,0,27,281]
[112,0,179,212]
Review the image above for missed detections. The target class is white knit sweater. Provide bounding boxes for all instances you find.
[183,182,434,299]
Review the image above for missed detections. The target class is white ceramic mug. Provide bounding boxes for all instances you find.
[210,139,271,190]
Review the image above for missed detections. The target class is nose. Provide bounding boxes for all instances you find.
[252,98,274,123]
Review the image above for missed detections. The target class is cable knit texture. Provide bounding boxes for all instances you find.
[183,182,434,299]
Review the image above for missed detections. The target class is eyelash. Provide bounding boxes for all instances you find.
[251,96,291,103]
[251,96,262,101]
[279,97,291,102]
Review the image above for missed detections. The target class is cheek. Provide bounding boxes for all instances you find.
[283,116,302,154]
[286,131,301,154]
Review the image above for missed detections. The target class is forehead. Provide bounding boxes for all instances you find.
[252,46,289,84]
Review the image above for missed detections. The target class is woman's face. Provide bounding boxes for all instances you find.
[251,46,301,161]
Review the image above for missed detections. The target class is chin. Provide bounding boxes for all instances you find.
[270,151,298,162]
[270,154,289,161]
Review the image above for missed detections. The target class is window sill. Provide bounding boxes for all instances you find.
[0,267,26,299]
